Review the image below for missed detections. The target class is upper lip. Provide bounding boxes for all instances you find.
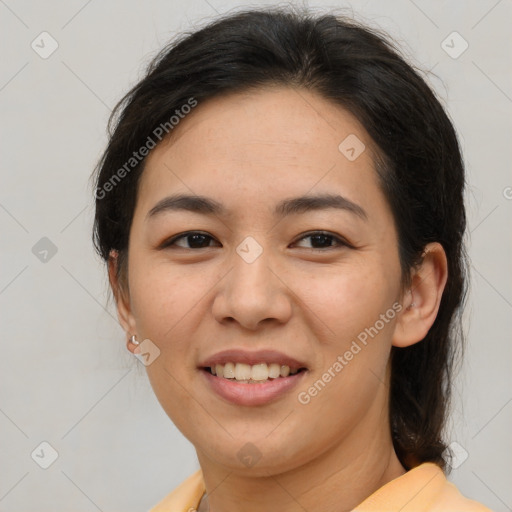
[199,349,308,370]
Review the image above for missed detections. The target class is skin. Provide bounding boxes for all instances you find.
[110,85,448,512]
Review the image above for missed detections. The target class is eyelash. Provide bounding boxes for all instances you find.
[159,230,353,251]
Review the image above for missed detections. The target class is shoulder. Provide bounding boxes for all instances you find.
[353,463,493,511]
[148,469,205,512]
[431,477,494,512]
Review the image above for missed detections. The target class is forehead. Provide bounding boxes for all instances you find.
[137,86,385,219]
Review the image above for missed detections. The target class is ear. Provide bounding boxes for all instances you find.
[392,242,448,348]
[108,250,138,354]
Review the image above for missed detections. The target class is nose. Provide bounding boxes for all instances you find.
[212,246,293,331]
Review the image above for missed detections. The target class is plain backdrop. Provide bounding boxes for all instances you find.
[1,0,511,511]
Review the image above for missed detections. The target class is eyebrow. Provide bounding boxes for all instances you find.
[146,193,368,221]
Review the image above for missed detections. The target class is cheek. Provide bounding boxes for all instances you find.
[292,254,401,418]
[127,257,209,353]
[292,269,396,436]
[293,261,398,348]
[127,259,212,432]
[291,257,400,413]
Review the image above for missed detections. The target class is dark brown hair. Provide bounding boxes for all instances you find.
[91,5,467,472]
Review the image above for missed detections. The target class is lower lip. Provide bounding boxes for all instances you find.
[201,369,307,406]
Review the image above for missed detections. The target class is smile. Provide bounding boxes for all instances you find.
[206,362,305,383]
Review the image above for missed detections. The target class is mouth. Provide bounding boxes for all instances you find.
[198,349,309,406]
[202,362,307,383]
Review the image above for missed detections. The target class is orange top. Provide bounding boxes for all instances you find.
[149,463,492,511]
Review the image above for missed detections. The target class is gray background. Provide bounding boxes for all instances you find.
[1,0,511,511]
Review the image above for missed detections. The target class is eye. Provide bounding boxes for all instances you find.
[159,230,352,251]
[292,231,351,250]
[160,231,220,250]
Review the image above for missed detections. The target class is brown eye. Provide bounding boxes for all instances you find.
[293,231,351,250]
[161,231,220,249]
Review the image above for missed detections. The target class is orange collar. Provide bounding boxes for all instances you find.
[149,462,490,512]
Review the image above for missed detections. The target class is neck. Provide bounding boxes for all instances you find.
[196,402,406,512]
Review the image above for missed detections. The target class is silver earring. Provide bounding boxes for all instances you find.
[130,335,140,346]
[407,290,416,309]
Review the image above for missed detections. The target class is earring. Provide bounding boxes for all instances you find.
[130,335,140,346]
[407,290,416,309]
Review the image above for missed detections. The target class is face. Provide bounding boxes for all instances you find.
[119,86,406,475]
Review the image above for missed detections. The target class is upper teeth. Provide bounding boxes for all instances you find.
[211,362,299,381]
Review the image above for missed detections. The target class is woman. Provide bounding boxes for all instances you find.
[92,6,492,511]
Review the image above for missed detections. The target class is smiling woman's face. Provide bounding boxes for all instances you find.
[115,85,408,476]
